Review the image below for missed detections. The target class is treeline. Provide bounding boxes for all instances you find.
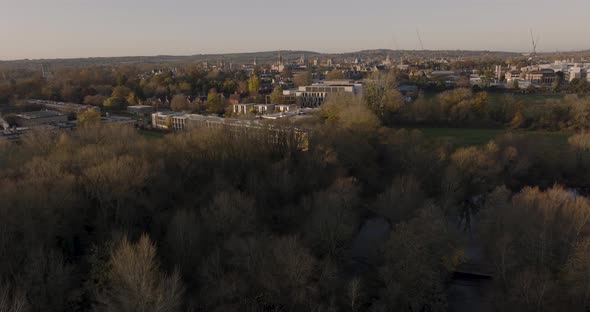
[392,89,590,131]
[0,65,273,111]
[3,98,590,311]
[361,72,590,131]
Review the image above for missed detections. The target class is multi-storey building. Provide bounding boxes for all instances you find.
[151,112,310,150]
[287,81,364,107]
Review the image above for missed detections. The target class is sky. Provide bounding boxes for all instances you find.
[1,0,589,60]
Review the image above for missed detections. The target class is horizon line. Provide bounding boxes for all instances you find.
[2,48,589,63]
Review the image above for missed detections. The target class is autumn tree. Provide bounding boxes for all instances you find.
[248,75,259,96]
[269,86,283,104]
[364,70,404,125]
[325,69,345,80]
[77,109,101,126]
[293,70,313,87]
[204,88,226,115]
[320,93,380,132]
[170,94,189,112]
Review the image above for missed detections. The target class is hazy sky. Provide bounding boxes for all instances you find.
[1,0,589,60]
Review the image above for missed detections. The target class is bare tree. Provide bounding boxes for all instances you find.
[0,282,29,312]
[95,234,184,312]
[348,277,363,312]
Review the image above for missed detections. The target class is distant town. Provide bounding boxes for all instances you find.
[2,49,590,142]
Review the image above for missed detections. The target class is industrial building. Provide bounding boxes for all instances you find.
[15,110,68,127]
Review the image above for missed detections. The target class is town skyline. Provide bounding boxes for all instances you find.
[1,47,589,63]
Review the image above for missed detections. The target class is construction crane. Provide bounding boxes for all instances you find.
[416,28,425,51]
[529,29,540,63]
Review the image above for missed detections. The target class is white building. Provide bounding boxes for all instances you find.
[568,66,588,82]
[152,111,185,130]
[233,103,254,115]
[287,81,364,107]
[276,104,298,112]
[253,104,275,114]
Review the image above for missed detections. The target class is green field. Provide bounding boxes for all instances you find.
[414,127,570,147]
[422,91,564,105]
[138,129,166,139]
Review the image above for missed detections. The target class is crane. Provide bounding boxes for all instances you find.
[416,28,425,51]
[529,29,540,63]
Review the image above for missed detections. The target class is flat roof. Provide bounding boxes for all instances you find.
[153,111,182,116]
[17,110,65,120]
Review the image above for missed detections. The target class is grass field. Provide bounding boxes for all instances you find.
[138,129,166,139]
[414,127,570,147]
[422,91,564,105]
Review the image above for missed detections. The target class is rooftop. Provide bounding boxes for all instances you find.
[153,111,183,116]
[17,110,65,120]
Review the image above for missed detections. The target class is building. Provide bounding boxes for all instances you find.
[525,69,556,85]
[505,70,522,82]
[171,114,189,131]
[291,81,364,107]
[102,115,136,125]
[233,103,254,115]
[569,66,588,82]
[276,104,298,112]
[27,100,100,114]
[15,110,68,127]
[253,104,274,114]
[127,105,154,116]
[150,112,311,150]
[429,70,456,77]
[151,111,185,130]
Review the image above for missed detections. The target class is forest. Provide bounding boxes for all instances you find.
[3,87,590,311]
[3,64,590,311]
